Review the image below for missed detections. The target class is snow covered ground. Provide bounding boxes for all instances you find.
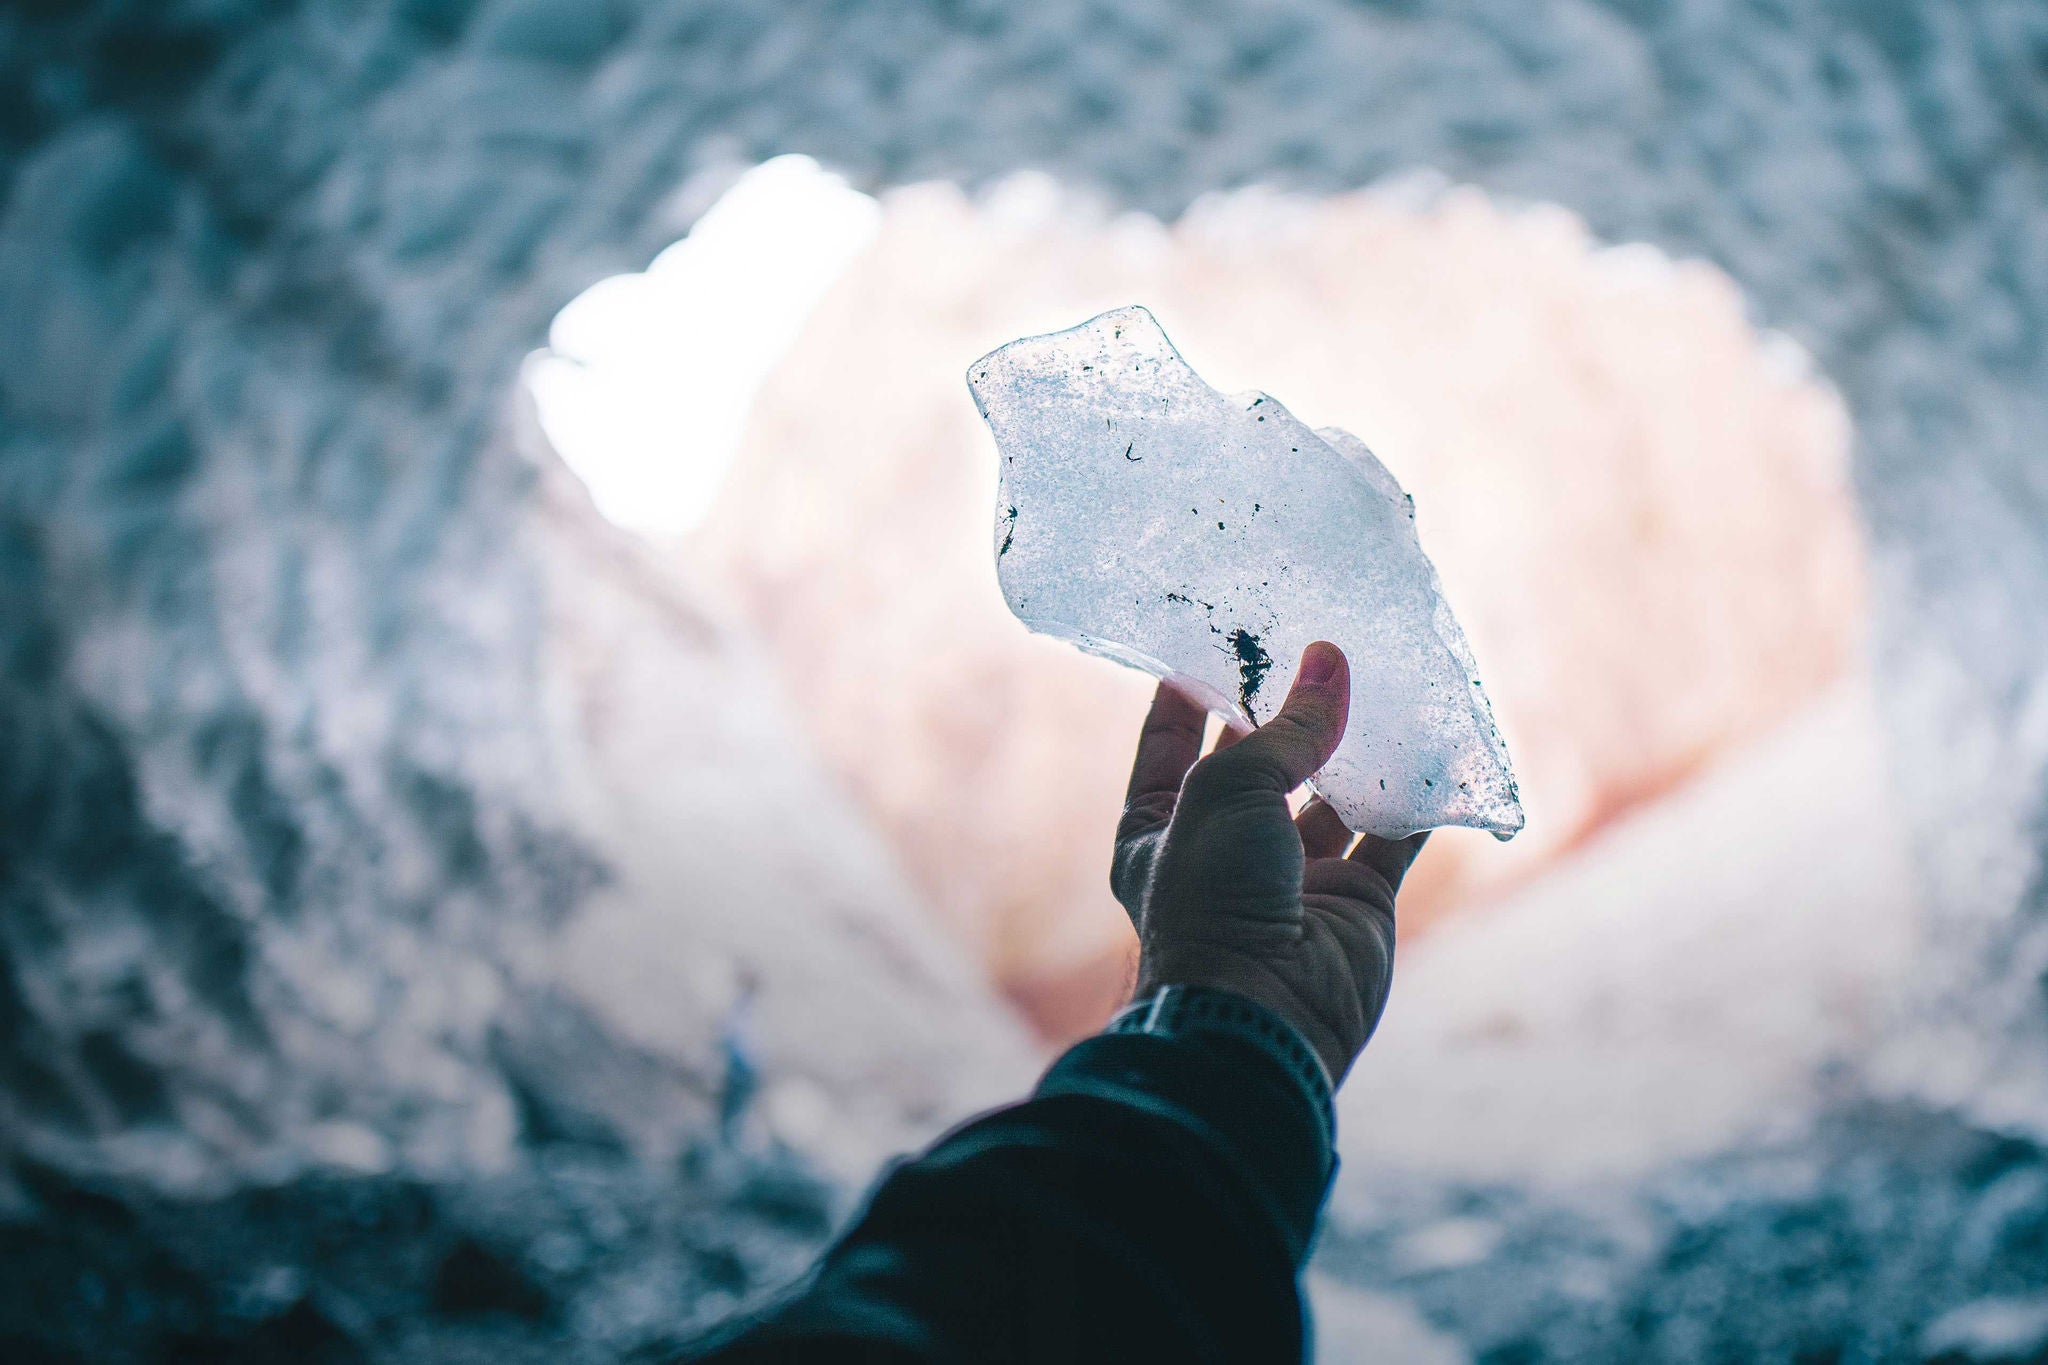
[1337,676,1918,1193]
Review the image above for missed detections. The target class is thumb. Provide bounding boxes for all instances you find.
[1201,641,1350,796]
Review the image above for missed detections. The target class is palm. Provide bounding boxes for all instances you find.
[1111,654,1425,1083]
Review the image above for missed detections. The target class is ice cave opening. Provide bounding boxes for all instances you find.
[525,159,1912,1176]
[526,156,883,539]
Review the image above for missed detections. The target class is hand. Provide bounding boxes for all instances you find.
[1112,642,1427,1084]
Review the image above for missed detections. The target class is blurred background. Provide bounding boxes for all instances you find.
[1,1,2045,1360]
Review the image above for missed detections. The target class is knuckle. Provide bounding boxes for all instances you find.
[1128,790,1177,816]
[1139,713,1196,741]
[1117,793,1175,836]
[1183,747,1284,803]
[1176,753,1237,806]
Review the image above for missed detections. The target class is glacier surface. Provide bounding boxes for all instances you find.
[969,306,1522,838]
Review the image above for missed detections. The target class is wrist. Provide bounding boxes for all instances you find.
[1108,984,1335,1143]
[1036,995,1340,1262]
[1135,957,1357,1085]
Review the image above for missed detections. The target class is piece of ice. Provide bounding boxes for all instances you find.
[967,305,1523,839]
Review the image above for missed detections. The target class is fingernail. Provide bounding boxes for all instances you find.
[1298,643,1341,689]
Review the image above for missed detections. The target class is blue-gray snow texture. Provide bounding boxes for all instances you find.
[3,1,2048,1362]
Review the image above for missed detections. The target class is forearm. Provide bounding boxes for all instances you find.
[682,989,1334,1364]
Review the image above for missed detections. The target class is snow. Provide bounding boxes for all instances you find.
[1307,1272,1472,1364]
[1333,675,1917,1194]
[1922,1296,2048,1364]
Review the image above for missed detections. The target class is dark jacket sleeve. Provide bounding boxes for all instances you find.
[679,1018,1336,1364]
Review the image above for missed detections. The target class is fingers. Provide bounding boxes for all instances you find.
[1192,642,1350,798]
[1115,681,1211,922]
[1301,857,1401,972]
[1348,830,1429,893]
[1209,721,1250,755]
[1295,796,1354,859]
[1124,681,1208,809]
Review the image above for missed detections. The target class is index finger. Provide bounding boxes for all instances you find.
[1349,830,1429,892]
[1125,680,1209,806]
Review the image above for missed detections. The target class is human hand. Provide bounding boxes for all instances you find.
[1111,642,1427,1084]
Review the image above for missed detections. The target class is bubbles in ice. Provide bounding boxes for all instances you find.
[967,306,1523,839]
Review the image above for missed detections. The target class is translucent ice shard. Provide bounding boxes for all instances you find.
[967,306,1523,839]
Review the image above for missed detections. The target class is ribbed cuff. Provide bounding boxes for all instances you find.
[1033,988,1338,1263]
[1105,985,1335,1142]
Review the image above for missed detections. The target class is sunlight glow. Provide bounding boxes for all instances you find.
[527,155,882,537]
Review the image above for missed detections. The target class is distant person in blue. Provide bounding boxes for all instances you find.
[718,967,761,1149]
[682,641,1425,1363]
